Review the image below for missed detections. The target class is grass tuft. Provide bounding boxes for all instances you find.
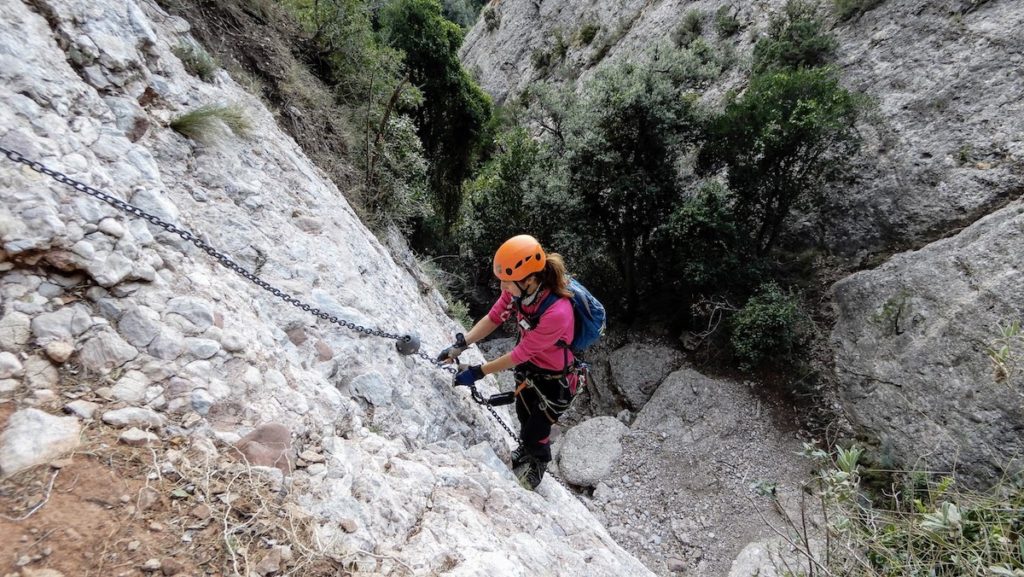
[170,104,252,143]
[172,43,218,82]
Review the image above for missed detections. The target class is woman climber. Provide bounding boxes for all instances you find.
[436,234,578,490]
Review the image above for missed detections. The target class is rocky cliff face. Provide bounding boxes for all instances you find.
[0,0,655,574]
[462,0,1024,486]
[461,0,1024,258]
[831,200,1024,487]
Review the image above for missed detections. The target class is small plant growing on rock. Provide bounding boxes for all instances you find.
[482,6,500,32]
[672,9,703,48]
[170,104,251,142]
[576,22,600,46]
[794,444,1024,576]
[832,0,885,21]
[987,319,1022,384]
[715,5,742,37]
[172,43,218,82]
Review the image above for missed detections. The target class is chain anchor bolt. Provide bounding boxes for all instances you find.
[395,333,420,356]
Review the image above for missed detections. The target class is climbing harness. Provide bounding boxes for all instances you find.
[0,148,584,492]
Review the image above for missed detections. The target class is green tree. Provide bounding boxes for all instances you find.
[657,181,746,292]
[459,128,540,261]
[697,67,864,256]
[381,0,492,238]
[285,0,403,104]
[752,0,837,74]
[565,58,699,312]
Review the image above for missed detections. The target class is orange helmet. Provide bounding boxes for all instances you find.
[493,235,546,281]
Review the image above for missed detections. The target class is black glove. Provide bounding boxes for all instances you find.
[436,333,469,363]
[454,364,485,386]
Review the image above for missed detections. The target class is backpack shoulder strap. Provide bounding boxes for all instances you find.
[534,292,561,319]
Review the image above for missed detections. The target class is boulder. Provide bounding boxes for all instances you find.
[558,416,628,487]
[832,202,1024,487]
[609,343,684,411]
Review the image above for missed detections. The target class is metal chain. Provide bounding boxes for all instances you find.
[0,147,434,355]
[0,148,525,460]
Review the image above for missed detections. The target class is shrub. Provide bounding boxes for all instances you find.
[173,43,218,82]
[482,6,500,31]
[672,9,703,48]
[833,0,884,21]
[565,57,699,312]
[170,104,251,142]
[576,23,600,46]
[752,0,837,74]
[730,282,806,367]
[714,5,742,37]
[660,38,734,89]
[531,48,552,71]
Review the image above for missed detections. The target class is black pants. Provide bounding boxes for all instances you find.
[514,370,572,463]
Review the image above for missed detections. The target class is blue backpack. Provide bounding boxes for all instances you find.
[533,278,606,353]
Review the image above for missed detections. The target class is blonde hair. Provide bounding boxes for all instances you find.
[536,253,572,298]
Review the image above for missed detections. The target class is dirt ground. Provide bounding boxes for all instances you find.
[0,400,336,577]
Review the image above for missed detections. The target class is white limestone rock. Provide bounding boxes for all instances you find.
[0,311,31,351]
[118,305,162,347]
[30,304,94,343]
[79,329,138,373]
[102,407,165,429]
[0,409,81,478]
[65,399,101,419]
[111,370,149,403]
[0,351,23,379]
[43,340,75,363]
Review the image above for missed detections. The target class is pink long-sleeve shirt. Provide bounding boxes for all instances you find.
[488,289,575,372]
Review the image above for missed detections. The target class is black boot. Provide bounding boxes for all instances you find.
[511,445,528,468]
[516,457,547,490]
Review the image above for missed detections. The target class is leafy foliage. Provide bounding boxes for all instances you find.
[656,181,747,292]
[284,0,403,104]
[714,5,742,37]
[381,0,493,237]
[482,6,500,31]
[576,23,600,46]
[698,67,864,255]
[752,0,838,74]
[802,445,1024,577]
[730,282,807,367]
[672,10,703,48]
[564,58,700,311]
[358,115,431,231]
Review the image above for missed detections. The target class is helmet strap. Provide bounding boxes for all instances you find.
[517,278,541,306]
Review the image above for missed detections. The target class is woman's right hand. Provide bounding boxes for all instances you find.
[435,333,469,364]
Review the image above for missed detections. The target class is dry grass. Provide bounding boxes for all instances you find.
[170,104,252,143]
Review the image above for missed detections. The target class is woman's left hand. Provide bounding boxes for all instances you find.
[454,365,485,386]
